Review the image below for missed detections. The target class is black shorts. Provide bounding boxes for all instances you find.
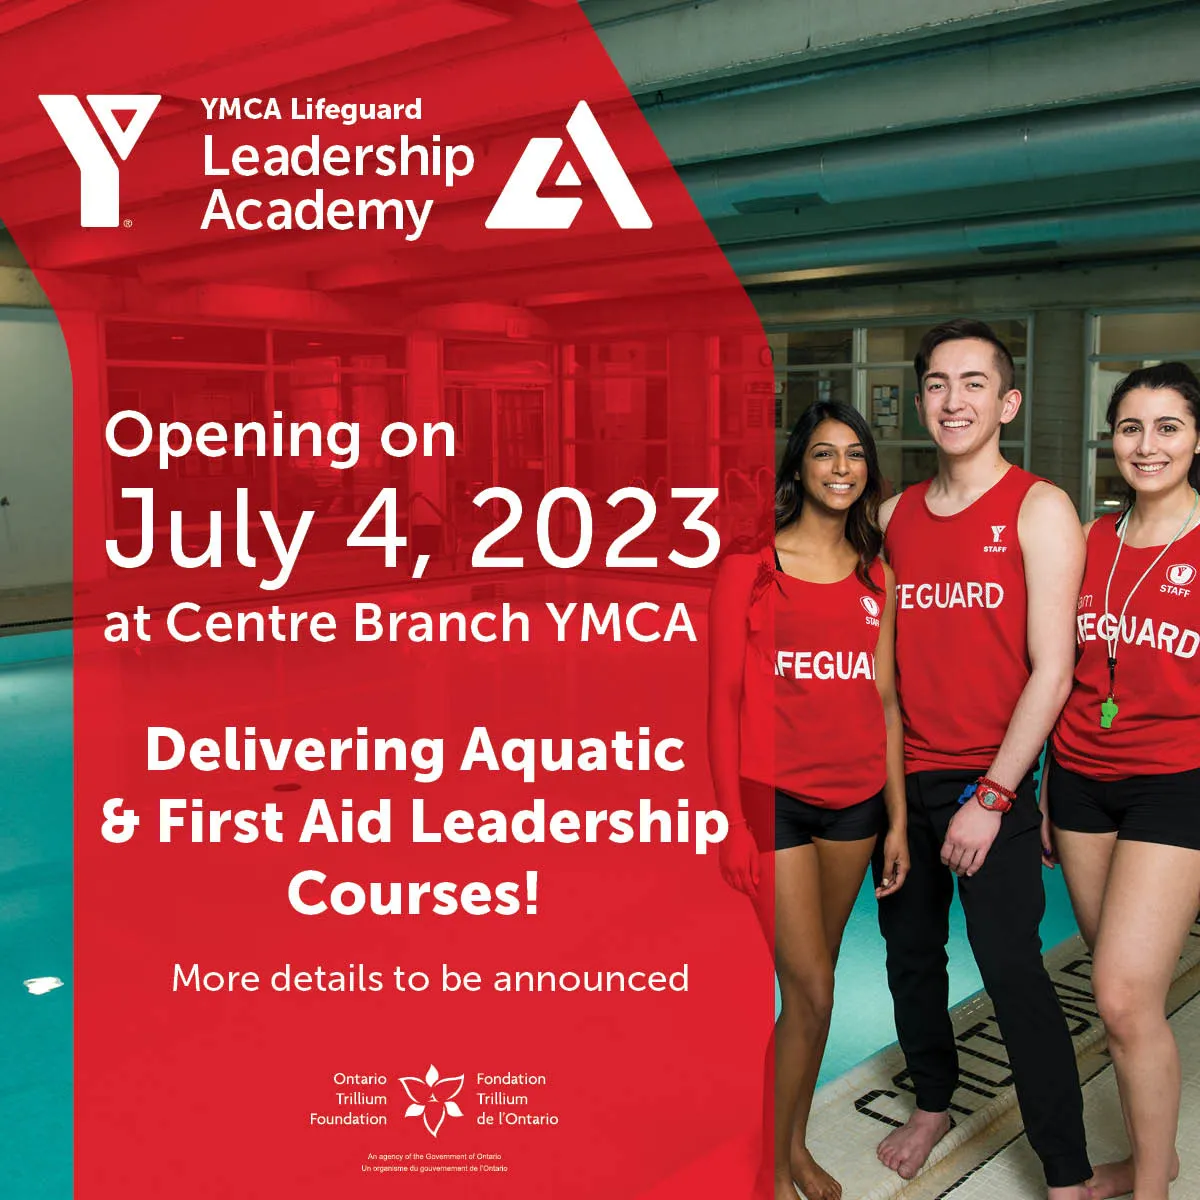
[1048,754,1200,851]
[741,779,885,852]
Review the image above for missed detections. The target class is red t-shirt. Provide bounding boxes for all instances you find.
[740,554,887,808]
[885,466,1040,772]
[1053,516,1200,779]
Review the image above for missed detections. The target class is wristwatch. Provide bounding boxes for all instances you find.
[973,777,1014,813]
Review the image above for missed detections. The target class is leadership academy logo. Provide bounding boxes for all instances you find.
[486,100,651,230]
[39,93,160,227]
[399,1064,465,1137]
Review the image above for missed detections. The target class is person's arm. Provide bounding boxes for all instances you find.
[878,493,901,538]
[1037,761,1057,868]
[940,483,1085,877]
[707,553,761,895]
[873,562,909,897]
[1037,515,1094,868]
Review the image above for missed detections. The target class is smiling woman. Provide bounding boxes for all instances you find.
[1047,360,1200,1200]
[709,399,909,1200]
[1108,368,1200,499]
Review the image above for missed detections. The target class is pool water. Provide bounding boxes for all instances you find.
[0,633,72,1197]
[819,863,1079,1085]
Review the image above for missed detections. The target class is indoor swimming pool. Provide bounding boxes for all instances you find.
[0,631,72,1197]
[819,855,1079,1085]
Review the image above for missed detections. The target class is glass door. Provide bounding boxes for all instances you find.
[444,384,548,550]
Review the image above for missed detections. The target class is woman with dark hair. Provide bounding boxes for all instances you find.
[709,401,909,1200]
[1045,362,1200,1200]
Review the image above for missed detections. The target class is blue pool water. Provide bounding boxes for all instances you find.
[818,863,1079,1086]
[0,633,72,1197]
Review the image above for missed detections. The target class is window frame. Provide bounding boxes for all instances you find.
[1081,305,1200,519]
[762,314,1034,488]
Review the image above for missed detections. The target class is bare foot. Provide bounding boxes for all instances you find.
[876,1109,951,1180]
[1084,1152,1180,1200]
[1085,1158,1133,1200]
[790,1149,842,1200]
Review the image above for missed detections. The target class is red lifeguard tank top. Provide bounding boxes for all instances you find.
[885,465,1039,772]
[1053,516,1200,779]
[741,555,887,809]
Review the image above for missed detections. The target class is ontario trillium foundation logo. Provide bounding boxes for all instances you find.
[400,1065,465,1137]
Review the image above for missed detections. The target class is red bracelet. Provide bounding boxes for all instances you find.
[976,776,1017,802]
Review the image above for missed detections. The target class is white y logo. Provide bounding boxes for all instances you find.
[991,525,1006,544]
[1168,563,1197,586]
[39,94,160,227]
[486,100,651,231]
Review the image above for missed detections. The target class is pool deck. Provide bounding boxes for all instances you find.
[0,584,70,638]
[892,959,1200,1200]
[808,922,1200,1200]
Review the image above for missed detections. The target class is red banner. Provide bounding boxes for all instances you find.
[0,3,775,1195]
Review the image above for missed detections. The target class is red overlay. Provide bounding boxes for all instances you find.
[0,2,775,1195]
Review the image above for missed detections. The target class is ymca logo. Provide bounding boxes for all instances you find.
[486,100,651,231]
[984,524,1008,553]
[860,596,880,617]
[39,94,160,227]
[1162,563,1194,596]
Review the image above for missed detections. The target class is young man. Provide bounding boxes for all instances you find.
[875,319,1102,1200]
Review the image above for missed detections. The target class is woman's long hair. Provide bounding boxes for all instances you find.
[776,401,884,592]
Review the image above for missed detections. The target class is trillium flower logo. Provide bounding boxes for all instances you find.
[399,1065,465,1138]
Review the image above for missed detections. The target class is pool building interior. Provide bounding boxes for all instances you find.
[3,0,1200,1195]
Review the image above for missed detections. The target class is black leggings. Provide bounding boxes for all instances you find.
[871,769,1091,1188]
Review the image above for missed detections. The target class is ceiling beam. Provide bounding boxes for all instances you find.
[587,0,1150,96]
[643,6,1200,165]
[745,251,1200,322]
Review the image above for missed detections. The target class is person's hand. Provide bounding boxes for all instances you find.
[1039,796,1058,869]
[719,822,760,896]
[875,826,909,898]
[941,800,1003,877]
